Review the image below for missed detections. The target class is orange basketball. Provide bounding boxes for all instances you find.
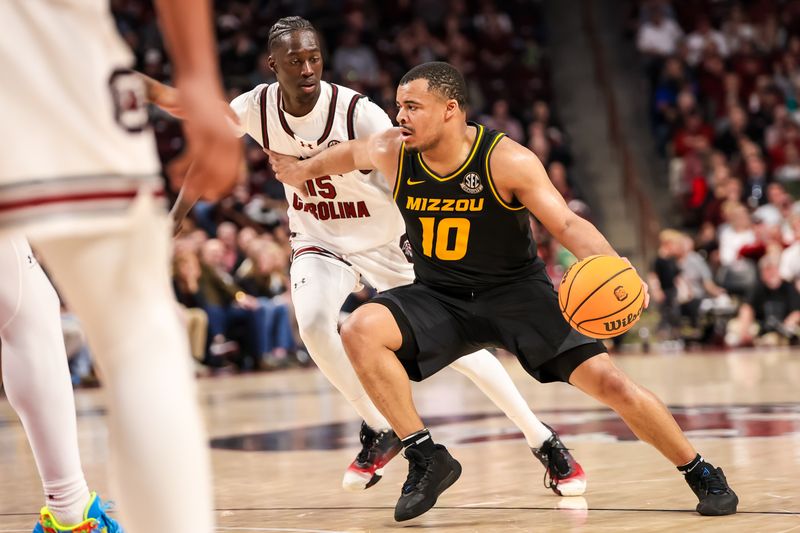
[558,255,645,339]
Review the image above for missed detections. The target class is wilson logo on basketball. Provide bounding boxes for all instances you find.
[603,308,643,333]
[613,286,628,301]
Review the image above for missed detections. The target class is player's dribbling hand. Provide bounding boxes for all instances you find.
[621,257,650,309]
[264,149,311,189]
[177,78,243,201]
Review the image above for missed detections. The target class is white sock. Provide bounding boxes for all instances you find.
[32,198,215,532]
[291,255,391,431]
[43,476,90,525]
[0,236,90,525]
[349,393,391,431]
[449,350,553,447]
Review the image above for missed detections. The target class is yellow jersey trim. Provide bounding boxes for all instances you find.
[393,143,405,200]
[416,125,485,181]
[485,134,525,211]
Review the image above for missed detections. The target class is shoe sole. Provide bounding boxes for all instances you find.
[696,504,738,516]
[342,468,384,492]
[696,497,738,516]
[552,478,587,497]
[341,444,402,492]
[395,458,463,522]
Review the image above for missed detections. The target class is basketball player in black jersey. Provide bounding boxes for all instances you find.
[267,62,738,522]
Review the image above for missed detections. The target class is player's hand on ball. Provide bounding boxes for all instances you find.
[264,149,311,189]
[622,257,650,309]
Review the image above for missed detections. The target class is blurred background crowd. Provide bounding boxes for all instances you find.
[633,0,799,348]
[53,0,799,386]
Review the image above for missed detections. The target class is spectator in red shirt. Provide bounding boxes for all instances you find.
[674,111,714,157]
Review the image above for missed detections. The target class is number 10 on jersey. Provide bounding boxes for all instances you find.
[419,217,471,261]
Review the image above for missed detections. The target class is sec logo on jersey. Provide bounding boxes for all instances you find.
[460,172,483,194]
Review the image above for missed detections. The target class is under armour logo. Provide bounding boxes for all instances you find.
[26,254,37,268]
[299,140,315,149]
[293,277,308,290]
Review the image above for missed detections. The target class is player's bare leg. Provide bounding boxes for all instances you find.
[341,303,422,436]
[341,303,461,521]
[569,353,693,463]
[568,353,738,515]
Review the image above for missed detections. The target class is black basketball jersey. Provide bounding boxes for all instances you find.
[393,122,543,289]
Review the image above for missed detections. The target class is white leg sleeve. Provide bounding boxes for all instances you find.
[448,350,553,447]
[30,195,214,533]
[291,254,390,430]
[0,236,90,524]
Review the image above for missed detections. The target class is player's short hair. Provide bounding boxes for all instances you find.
[399,62,467,109]
[268,16,317,52]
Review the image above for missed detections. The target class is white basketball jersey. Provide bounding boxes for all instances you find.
[0,0,162,229]
[230,81,404,255]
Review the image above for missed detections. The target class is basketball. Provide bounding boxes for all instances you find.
[558,255,645,339]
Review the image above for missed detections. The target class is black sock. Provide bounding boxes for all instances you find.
[677,454,703,475]
[401,428,436,457]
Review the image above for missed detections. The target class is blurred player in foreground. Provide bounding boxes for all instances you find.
[0,0,241,531]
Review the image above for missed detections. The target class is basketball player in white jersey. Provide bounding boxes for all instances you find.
[160,16,586,497]
[0,0,241,531]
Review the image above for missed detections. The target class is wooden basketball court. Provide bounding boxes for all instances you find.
[1,348,798,532]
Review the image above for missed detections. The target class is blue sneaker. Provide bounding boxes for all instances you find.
[33,492,123,533]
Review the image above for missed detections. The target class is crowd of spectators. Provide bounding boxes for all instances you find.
[634,0,800,347]
[171,222,300,370]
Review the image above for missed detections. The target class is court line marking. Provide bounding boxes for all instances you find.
[210,506,800,516]
[216,526,348,533]
[4,398,800,426]
[0,528,349,533]
[1,506,797,520]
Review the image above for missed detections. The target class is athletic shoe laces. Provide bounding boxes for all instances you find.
[534,437,573,490]
[355,425,376,464]
[690,466,730,496]
[97,500,122,533]
[402,448,432,494]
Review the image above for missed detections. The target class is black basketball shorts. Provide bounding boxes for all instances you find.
[372,271,606,384]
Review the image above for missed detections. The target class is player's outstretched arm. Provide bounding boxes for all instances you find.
[490,137,649,307]
[138,72,243,233]
[139,73,241,124]
[266,128,404,189]
[153,0,241,204]
[490,138,617,258]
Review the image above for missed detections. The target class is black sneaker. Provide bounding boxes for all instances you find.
[342,421,402,491]
[684,463,738,515]
[394,444,462,522]
[531,425,587,496]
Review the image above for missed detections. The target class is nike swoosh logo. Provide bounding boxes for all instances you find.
[406,178,425,186]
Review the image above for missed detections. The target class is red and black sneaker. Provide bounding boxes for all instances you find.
[342,421,402,491]
[531,424,587,496]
